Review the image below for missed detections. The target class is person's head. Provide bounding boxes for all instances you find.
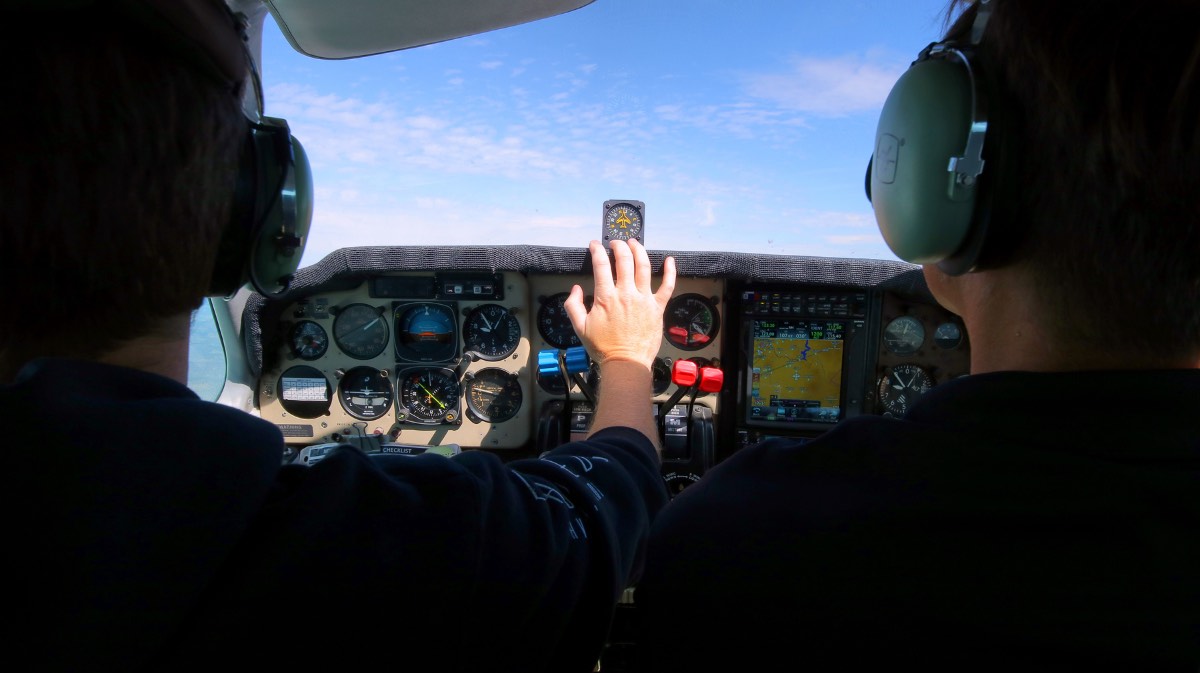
[887,0,1199,366]
[0,0,249,380]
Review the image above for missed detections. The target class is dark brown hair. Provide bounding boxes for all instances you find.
[945,0,1200,362]
[0,3,247,379]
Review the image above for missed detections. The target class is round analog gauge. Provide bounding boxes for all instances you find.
[398,367,461,424]
[289,320,329,360]
[878,363,934,416]
[883,315,925,355]
[337,366,394,421]
[603,201,644,242]
[664,293,720,350]
[934,322,963,350]
[333,303,389,360]
[652,357,671,395]
[395,302,458,362]
[277,365,331,419]
[463,304,521,360]
[537,364,568,395]
[465,368,524,423]
[537,292,590,349]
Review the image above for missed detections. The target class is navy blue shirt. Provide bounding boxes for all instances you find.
[636,370,1200,671]
[8,358,668,672]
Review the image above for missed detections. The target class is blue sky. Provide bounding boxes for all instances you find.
[260,0,954,267]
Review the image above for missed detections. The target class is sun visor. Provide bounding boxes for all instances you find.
[264,0,596,59]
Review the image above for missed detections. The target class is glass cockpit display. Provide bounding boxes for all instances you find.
[746,319,844,425]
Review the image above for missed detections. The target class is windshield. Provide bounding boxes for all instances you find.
[260,0,950,266]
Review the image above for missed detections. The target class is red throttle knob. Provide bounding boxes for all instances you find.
[698,367,724,393]
[671,359,699,387]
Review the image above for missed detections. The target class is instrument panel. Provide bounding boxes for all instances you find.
[257,271,725,450]
[252,255,967,462]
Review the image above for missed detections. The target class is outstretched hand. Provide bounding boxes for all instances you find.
[565,239,677,371]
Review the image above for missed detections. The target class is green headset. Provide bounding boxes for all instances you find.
[866,0,997,275]
[12,0,313,298]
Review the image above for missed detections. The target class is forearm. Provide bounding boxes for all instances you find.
[587,359,661,454]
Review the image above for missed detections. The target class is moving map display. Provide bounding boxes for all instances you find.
[747,319,844,425]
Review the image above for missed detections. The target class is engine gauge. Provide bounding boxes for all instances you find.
[464,368,523,423]
[934,322,963,350]
[289,320,329,360]
[337,366,394,421]
[333,303,389,360]
[883,315,925,355]
[877,363,934,416]
[277,365,331,419]
[664,294,720,350]
[602,199,645,244]
[537,361,568,395]
[395,302,458,363]
[398,367,461,424]
[463,304,521,360]
[652,357,671,395]
[537,292,590,349]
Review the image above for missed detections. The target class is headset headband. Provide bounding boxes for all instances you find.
[932,0,993,192]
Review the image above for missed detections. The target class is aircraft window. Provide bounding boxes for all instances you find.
[187,299,227,401]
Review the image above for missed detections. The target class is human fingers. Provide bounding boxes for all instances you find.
[564,283,588,334]
[630,238,652,293]
[587,240,614,293]
[610,239,635,290]
[655,255,677,308]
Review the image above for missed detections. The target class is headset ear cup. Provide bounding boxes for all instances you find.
[207,118,312,298]
[249,131,312,297]
[871,57,980,267]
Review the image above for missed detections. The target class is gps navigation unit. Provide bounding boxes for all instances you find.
[745,318,846,425]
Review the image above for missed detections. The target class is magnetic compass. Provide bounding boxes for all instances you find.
[602,200,645,244]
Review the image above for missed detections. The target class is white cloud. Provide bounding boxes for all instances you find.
[742,53,905,116]
[270,77,895,265]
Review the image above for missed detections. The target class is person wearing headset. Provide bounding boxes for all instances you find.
[621,1,1197,670]
[0,1,674,671]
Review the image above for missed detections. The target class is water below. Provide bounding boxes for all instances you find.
[187,301,227,401]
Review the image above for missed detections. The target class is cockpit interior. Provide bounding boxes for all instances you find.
[193,0,970,668]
